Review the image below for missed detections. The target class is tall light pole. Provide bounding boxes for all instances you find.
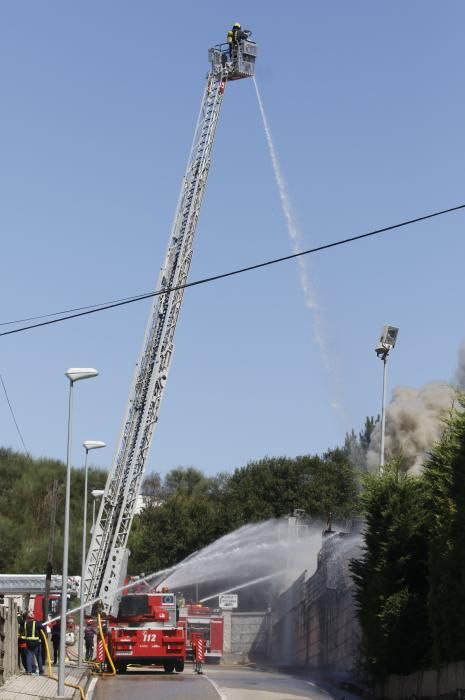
[57,368,98,698]
[78,441,106,667]
[375,326,399,473]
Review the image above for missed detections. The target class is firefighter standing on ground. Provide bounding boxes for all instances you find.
[84,619,96,661]
[17,612,29,671]
[51,621,60,664]
[22,614,44,675]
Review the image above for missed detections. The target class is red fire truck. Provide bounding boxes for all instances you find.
[107,591,185,673]
[178,603,223,663]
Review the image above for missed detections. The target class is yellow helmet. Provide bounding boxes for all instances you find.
[234,23,241,28]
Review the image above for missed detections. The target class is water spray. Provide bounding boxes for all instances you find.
[253,76,345,422]
[49,519,322,624]
[199,570,287,604]
[163,519,321,590]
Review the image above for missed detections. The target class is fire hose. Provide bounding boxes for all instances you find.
[40,629,87,700]
[97,612,116,675]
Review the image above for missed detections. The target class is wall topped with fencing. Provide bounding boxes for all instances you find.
[264,531,362,673]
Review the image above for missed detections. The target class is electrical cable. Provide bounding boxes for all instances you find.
[0,373,29,454]
[0,292,146,328]
[1,202,464,339]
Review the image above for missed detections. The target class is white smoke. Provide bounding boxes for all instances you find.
[367,343,465,473]
[456,340,465,390]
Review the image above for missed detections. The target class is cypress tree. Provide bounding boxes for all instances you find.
[422,396,465,665]
[351,463,431,679]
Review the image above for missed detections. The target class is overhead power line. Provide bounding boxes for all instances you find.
[0,373,29,454]
[1,202,464,339]
[0,292,144,328]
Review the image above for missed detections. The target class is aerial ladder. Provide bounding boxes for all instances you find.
[84,28,258,618]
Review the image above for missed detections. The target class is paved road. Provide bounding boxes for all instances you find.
[206,666,335,700]
[92,666,336,700]
[92,669,219,700]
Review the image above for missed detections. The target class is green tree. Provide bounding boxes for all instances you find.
[308,448,359,517]
[422,396,465,665]
[344,416,379,472]
[128,467,231,574]
[225,452,358,528]
[351,463,431,680]
[129,489,227,575]
[141,472,162,505]
[223,456,306,527]
[0,514,21,570]
[162,466,210,498]
[359,416,379,453]
[0,448,107,574]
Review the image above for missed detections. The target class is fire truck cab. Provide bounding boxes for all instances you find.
[108,592,185,673]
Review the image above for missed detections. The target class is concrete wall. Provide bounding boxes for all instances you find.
[221,611,269,660]
[230,612,268,659]
[0,599,19,684]
[377,661,465,700]
[222,611,232,653]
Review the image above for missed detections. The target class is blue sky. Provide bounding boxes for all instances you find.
[1,1,464,477]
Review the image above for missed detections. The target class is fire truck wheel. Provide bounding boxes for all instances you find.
[174,660,184,672]
[163,661,175,673]
[116,663,127,674]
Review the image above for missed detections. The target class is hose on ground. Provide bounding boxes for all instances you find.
[40,628,88,700]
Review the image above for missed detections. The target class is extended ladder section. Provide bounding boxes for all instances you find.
[84,33,257,617]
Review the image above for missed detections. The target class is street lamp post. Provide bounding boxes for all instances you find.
[375,326,399,473]
[78,441,106,667]
[57,368,98,698]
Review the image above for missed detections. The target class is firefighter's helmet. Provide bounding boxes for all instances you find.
[233,22,241,28]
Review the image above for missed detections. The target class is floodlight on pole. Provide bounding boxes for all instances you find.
[57,368,98,697]
[78,440,106,668]
[375,326,399,472]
